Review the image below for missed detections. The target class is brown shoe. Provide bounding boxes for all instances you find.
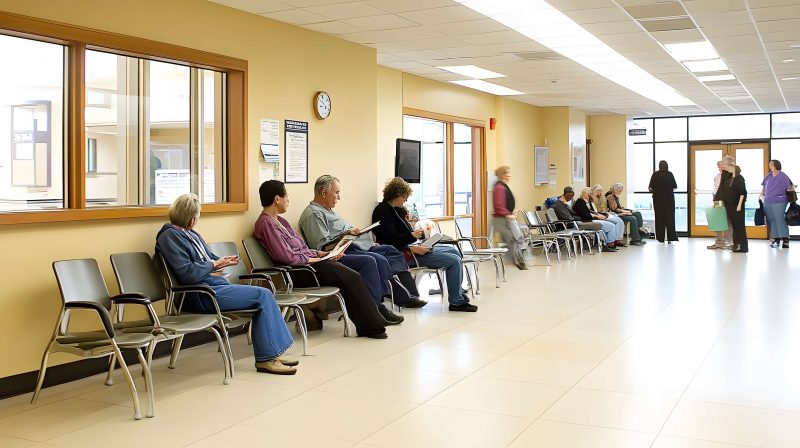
[277,356,299,367]
[255,359,297,375]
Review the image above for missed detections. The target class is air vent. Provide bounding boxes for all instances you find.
[625,2,687,20]
[511,51,565,61]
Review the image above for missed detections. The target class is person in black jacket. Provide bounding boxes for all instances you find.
[372,177,477,312]
[716,163,748,253]
[573,187,619,252]
[648,160,679,244]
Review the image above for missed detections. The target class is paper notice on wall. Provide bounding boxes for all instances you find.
[285,120,308,183]
[260,119,280,163]
[549,164,557,186]
[155,169,190,205]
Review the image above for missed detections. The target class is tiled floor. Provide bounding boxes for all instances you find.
[1,238,798,447]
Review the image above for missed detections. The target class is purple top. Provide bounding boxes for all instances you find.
[254,213,316,265]
[761,171,793,203]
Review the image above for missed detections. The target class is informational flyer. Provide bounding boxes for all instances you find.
[154,169,190,205]
[285,119,308,183]
[260,119,280,163]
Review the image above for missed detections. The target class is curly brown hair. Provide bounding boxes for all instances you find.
[382,177,413,201]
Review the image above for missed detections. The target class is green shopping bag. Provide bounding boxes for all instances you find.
[705,206,728,231]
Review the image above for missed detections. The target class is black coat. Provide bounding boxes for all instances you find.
[572,198,595,222]
[649,170,677,199]
[371,201,417,249]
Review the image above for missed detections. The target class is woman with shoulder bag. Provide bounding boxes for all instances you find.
[761,159,794,248]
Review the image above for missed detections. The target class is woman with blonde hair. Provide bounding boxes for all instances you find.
[492,166,528,269]
[590,184,626,247]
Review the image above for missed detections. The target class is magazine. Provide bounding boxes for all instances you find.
[321,222,380,251]
[415,232,444,248]
[312,240,353,263]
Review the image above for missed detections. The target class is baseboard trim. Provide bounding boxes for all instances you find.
[0,329,245,401]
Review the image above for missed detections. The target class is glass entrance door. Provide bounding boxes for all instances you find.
[690,142,768,239]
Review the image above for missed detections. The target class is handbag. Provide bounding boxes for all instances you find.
[754,199,765,226]
[786,201,800,226]
[787,190,798,203]
[705,206,729,231]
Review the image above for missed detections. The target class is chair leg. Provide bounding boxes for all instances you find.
[136,345,155,418]
[218,323,236,378]
[31,342,54,404]
[168,335,184,369]
[208,328,230,385]
[386,279,396,312]
[391,275,411,313]
[111,343,142,420]
[493,257,501,288]
[246,322,253,346]
[105,353,116,386]
[292,306,309,355]
[334,293,353,337]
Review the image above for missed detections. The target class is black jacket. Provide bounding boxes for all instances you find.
[572,198,595,222]
[371,201,417,249]
[718,174,747,206]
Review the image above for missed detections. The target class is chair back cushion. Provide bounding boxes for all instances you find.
[242,237,276,270]
[206,241,249,284]
[53,259,112,309]
[110,252,167,302]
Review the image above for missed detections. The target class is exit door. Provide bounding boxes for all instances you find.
[690,142,769,239]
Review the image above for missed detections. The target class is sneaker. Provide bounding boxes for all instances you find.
[629,240,644,246]
[401,298,428,309]
[255,359,297,375]
[378,305,404,325]
[721,244,734,250]
[783,239,790,248]
[707,243,722,249]
[770,239,780,247]
[516,262,529,270]
[449,303,478,312]
[277,356,299,367]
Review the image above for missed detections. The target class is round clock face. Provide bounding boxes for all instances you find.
[315,91,331,119]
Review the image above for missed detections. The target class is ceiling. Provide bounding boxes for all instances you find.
[209,0,800,117]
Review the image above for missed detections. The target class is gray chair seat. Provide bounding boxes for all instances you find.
[292,286,340,297]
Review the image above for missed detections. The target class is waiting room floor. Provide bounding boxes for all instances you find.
[1,238,798,448]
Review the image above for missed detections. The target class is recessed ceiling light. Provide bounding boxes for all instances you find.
[663,41,718,61]
[453,0,694,108]
[684,59,728,72]
[783,59,796,63]
[437,65,505,79]
[697,74,736,82]
[782,77,800,81]
[450,79,524,96]
[791,44,800,49]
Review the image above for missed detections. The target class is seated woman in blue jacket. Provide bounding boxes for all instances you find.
[155,193,298,375]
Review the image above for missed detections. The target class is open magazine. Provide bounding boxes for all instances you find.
[312,239,353,263]
[413,232,444,248]
[320,221,380,251]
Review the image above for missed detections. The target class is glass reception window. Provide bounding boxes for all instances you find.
[0,35,65,211]
[654,117,687,142]
[689,114,770,141]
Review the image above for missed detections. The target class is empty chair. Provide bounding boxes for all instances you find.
[35,259,157,420]
[110,252,231,384]
[453,218,507,287]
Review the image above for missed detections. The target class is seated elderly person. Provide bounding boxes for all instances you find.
[372,177,477,312]
[300,175,419,321]
[573,187,620,252]
[590,184,626,247]
[552,186,604,234]
[254,180,389,339]
[156,193,298,375]
[605,183,646,245]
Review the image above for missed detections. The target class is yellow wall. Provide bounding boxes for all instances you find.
[0,0,586,380]
[587,115,628,192]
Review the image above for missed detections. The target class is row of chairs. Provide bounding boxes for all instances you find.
[516,208,606,265]
[33,239,353,420]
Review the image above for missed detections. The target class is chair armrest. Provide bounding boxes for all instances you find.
[111,293,151,305]
[274,264,321,289]
[170,284,222,315]
[65,301,115,338]
[238,272,278,292]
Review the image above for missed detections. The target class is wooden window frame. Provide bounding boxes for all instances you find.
[0,12,248,225]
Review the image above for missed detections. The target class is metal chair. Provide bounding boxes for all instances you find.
[523,210,577,259]
[453,218,507,287]
[544,208,600,253]
[241,237,354,337]
[34,259,157,420]
[208,242,313,355]
[430,218,483,297]
[110,252,231,384]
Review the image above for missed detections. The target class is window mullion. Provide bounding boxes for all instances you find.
[445,122,454,217]
[67,42,85,209]
[190,68,201,198]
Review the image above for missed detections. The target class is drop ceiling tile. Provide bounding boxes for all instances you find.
[364,0,454,13]
[749,0,800,6]
[392,49,448,60]
[377,53,407,63]
[433,46,498,59]
[563,7,632,24]
[379,26,447,40]
[752,18,800,33]
[373,36,466,51]
[692,10,752,26]
[459,30,531,46]
[639,17,697,32]
[209,0,291,14]
[282,0,354,6]
[397,5,485,25]
[624,2,688,19]
[584,21,648,35]
[339,30,394,44]
[305,2,387,20]
[750,5,800,21]
[483,41,551,54]
[303,20,362,34]
[261,9,330,25]
[435,19,509,37]
[650,28,705,43]
[342,14,420,30]
[683,0,746,13]
[761,30,800,44]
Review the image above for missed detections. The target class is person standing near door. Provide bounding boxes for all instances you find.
[718,164,748,253]
[648,160,679,243]
[761,159,794,248]
[708,156,735,250]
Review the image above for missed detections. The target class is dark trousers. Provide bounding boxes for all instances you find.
[346,244,420,304]
[725,205,748,250]
[294,260,385,337]
[654,195,678,242]
[339,252,386,304]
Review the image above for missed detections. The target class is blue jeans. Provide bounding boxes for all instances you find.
[340,252,386,305]
[594,220,617,244]
[413,245,467,306]
[605,214,624,240]
[187,284,293,362]
[764,201,789,238]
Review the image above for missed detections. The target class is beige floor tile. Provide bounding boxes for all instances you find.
[541,388,677,433]
[364,404,530,448]
[0,398,130,442]
[0,434,40,448]
[371,345,500,375]
[185,424,355,448]
[661,400,800,448]
[315,364,462,403]
[428,376,566,418]
[47,411,232,448]
[535,326,631,346]
[422,329,530,354]
[510,339,617,363]
[241,390,414,441]
[474,355,596,386]
[456,320,552,339]
[652,435,759,448]
[154,377,305,423]
[76,370,220,406]
[508,420,656,448]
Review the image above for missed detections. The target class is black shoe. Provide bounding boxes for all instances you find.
[629,240,644,246]
[771,239,780,247]
[449,303,478,312]
[601,245,617,252]
[733,245,748,253]
[378,306,404,325]
[363,332,388,339]
[783,240,790,248]
[399,297,427,308]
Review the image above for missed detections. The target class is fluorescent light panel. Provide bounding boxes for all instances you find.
[663,41,718,61]
[697,74,736,82]
[438,65,505,79]
[450,79,524,96]
[454,0,694,107]
[684,59,728,72]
